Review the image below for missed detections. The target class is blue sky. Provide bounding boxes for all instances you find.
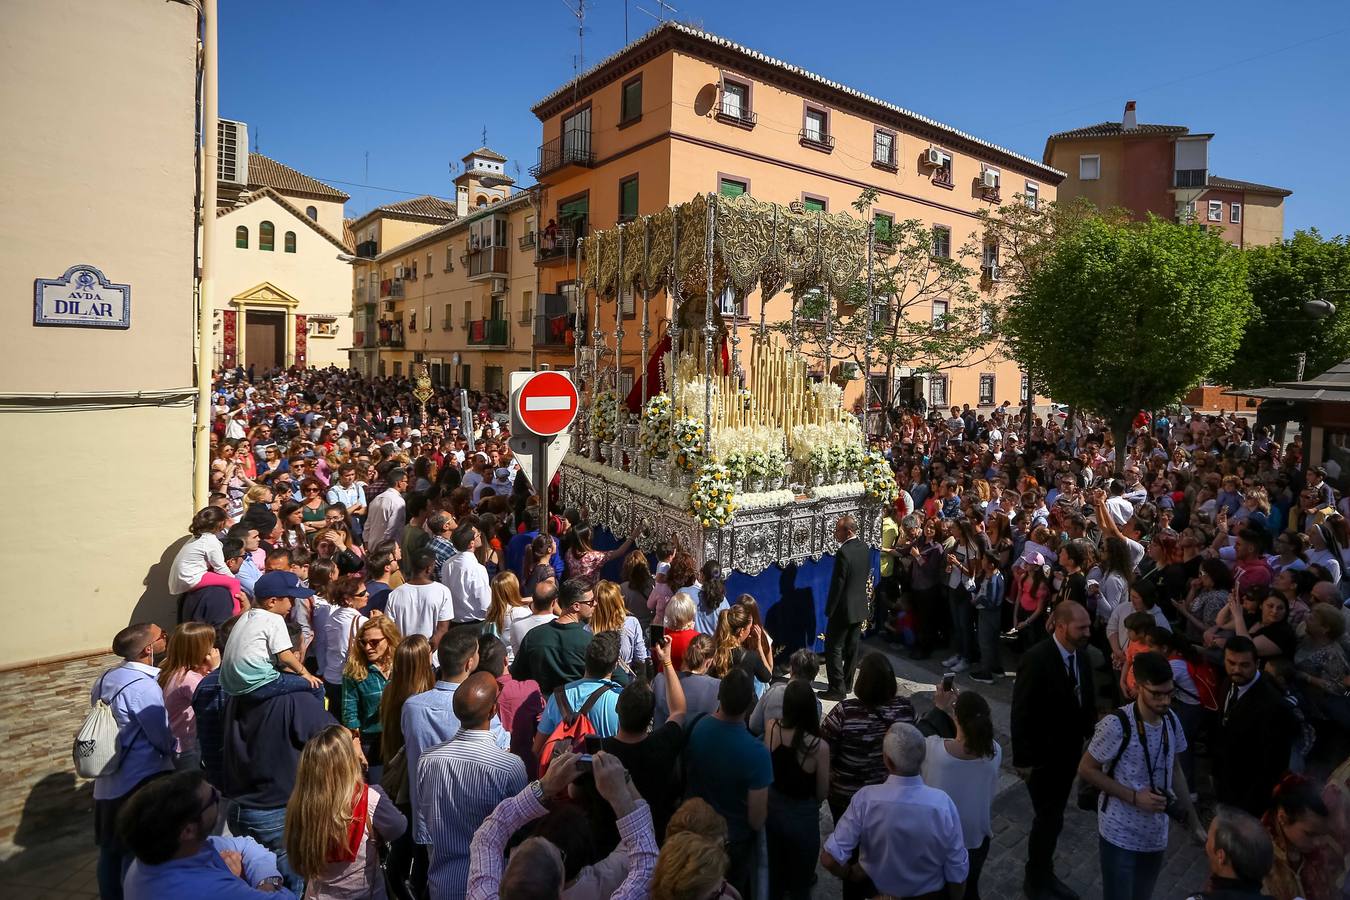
[221,0,1349,236]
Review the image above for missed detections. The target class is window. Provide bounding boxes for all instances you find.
[521,290,533,323]
[983,243,1000,269]
[1079,155,1101,181]
[979,374,995,406]
[393,362,402,378]
[872,295,892,326]
[981,166,1001,194]
[426,252,432,277]
[802,106,829,147]
[929,374,948,408]
[717,286,745,318]
[1208,200,1223,222]
[1025,182,1039,210]
[981,306,995,333]
[873,129,896,167]
[802,195,827,213]
[620,75,642,124]
[720,78,750,122]
[618,369,635,399]
[284,231,296,253]
[719,176,748,198]
[443,303,452,330]
[932,298,949,329]
[235,225,248,249]
[259,221,275,251]
[445,246,454,271]
[873,212,893,245]
[305,205,318,220]
[619,175,639,221]
[931,149,954,187]
[931,225,951,259]
[1230,203,1242,224]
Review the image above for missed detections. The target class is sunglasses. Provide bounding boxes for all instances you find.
[360,635,385,647]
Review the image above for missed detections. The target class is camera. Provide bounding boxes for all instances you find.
[1160,789,1188,824]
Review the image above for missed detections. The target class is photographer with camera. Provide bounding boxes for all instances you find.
[1078,651,1203,900]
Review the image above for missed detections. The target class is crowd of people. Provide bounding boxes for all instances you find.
[80,367,1350,900]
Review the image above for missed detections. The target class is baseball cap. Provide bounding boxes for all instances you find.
[254,571,316,601]
[495,467,511,482]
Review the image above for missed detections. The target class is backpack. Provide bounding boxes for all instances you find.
[1099,707,1179,812]
[73,669,151,779]
[1179,657,1220,712]
[538,683,617,773]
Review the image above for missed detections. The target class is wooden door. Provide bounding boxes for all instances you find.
[244,311,284,371]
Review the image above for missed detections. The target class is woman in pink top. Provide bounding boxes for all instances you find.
[157,621,220,771]
[563,523,640,587]
[286,725,407,900]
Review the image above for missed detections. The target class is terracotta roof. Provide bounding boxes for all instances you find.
[373,190,535,263]
[531,22,1064,182]
[1046,122,1190,141]
[246,153,349,201]
[350,195,459,227]
[464,146,508,162]
[216,187,354,253]
[342,217,356,251]
[1208,175,1292,197]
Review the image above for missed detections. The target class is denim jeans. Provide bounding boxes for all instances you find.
[973,606,1002,675]
[1099,836,1165,900]
[229,804,303,895]
[240,671,326,705]
[946,585,975,662]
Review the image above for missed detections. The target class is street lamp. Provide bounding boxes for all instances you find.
[1288,295,1338,381]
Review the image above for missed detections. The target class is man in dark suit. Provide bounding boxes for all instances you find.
[1011,602,1095,900]
[1213,636,1297,817]
[821,514,870,701]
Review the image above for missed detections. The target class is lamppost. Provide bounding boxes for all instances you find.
[1290,296,1339,381]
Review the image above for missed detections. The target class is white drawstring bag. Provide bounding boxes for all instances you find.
[73,670,146,779]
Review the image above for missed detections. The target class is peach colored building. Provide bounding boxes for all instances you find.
[526,23,1063,413]
[1044,101,1291,247]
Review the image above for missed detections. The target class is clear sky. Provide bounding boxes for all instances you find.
[220,0,1350,236]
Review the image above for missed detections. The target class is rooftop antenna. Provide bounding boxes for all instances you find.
[364,151,369,182]
[481,125,488,147]
[636,0,677,24]
[561,0,586,106]
[253,127,259,154]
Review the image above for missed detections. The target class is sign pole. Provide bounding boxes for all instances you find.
[536,435,551,527]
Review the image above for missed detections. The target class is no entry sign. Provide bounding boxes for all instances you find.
[513,371,579,437]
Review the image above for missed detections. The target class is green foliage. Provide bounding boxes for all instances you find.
[1216,230,1350,387]
[1003,215,1252,444]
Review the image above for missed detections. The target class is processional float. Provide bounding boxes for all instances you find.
[560,192,899,574]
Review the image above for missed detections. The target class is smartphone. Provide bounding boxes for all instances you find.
[647,625,665,650]
[941,672,956,692]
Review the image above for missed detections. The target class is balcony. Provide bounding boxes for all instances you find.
[467,318,509,346]
[355,240,377,258]
[530,132,594,179]
[715,106,757,129]
[799,128,835,152]
[519,232,536,251]
[376,334,404,348]
[467,246,509,279]
[536,223,587,265]
[1175,169,1207,189]
[534,313,573,348]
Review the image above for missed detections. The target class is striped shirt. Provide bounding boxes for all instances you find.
[415,729,526,900]
[467,788,657,900]
[821,697,916,812]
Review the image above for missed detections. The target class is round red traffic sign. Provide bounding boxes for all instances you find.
[515,371,580,437]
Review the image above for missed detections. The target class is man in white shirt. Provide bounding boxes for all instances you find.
[1104,480,1135,527]
[441,524,491,623]
[364,466,408,550]
[1120,467,1148,507]
[822,722,968,899]
[386,548,454,656]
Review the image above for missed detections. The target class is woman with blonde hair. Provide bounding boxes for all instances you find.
[285,725,407,899]
[157,621,219,771]
[590,578,649,674]
[376,634,435,894]
[485,570,531,652]
[342,616,401,783]
[651,832,735,900]
[664,592,700,672]
[709,604,771,687]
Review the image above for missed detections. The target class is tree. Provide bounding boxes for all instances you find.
[777,190,997,430]
[1215,230,1350,388]
[1002,215,1253,473]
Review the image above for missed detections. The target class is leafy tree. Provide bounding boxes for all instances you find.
[1002,215,1252,473]
[777,190,997,430]
[1215,230,1350,388]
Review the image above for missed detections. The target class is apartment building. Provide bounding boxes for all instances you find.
[1044,101,1290,247]
[348,148,540,389]
[212,130,356,370]
[525,22,1063,411]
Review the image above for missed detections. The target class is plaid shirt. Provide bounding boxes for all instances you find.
[427,535,457,573]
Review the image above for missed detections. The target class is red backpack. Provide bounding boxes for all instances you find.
[1180,655,1219,711]
[538,684,616,773]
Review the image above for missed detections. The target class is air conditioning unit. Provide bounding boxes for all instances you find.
[382,300,396,313]
[924,147,944,167]
[983,264,1001,282]
[394,265,406,279]
[490,277,508,296]
[981,169,1000,190]
[217,119,249,185]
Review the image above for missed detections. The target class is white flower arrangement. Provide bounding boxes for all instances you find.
[811,481,866,500]
[671,416,705,472]
[860,450,900,503]
[737,488,796,510]
[808,445,831,475]
[827,444,850,474]
[566,452,687,506]
[592,390,624,444]
[722,449,749,481]
[764,446,787,480]
[842,443,865,472]
[745,449,772,481]
[688,462,737,529]
[639,393,673,457]
[711,425,783,460]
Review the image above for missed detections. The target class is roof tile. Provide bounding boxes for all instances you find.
[1207,174,1292,197]
[246,153,349,201]
[1046,122,1190,141]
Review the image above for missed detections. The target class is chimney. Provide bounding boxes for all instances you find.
[1122,100,1138,132]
